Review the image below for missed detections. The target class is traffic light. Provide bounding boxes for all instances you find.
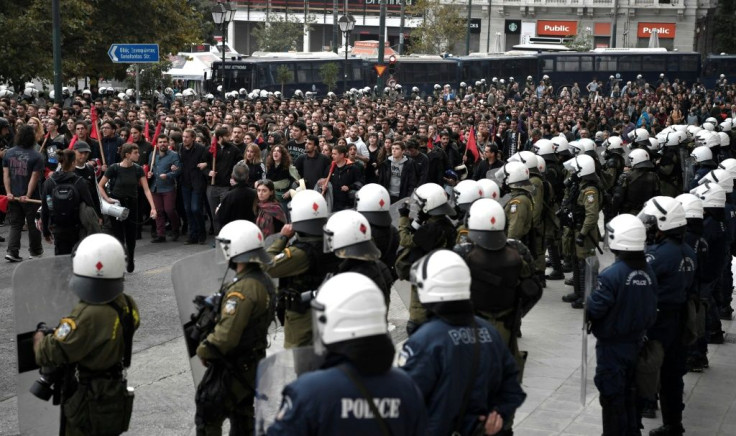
[388,55,397,75]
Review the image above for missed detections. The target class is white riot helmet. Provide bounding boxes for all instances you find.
[691,146,713,164]
[699,168,734,193]
[720,121,732,132]
[508,151,539,173]
[563,154,596,177]
[323,210,381,260]
[551,134,570,154]
[605,214,647,252]
[628,128,650,144]
[578,138,597,153]
[70,234,126,304]
[704,131,721,148]
[216,220,271,266]
[690,182,726,208]
[629,148,653,169]
[637,196,687,232]
[289,190,330,235]
[568,141,583,156]
[701,122,715,132]
[410,250,471,304]
[536,158,546,173]
[477,179,501,201]
[355,183,391,226]
[453,179,483,211]
[647,137,661,152]
[662,130,687,147]
[603,136,624,150]
[412,183,455,216]
[533,139,556,157]
[718,132,731,147]
[312,273,387,351]
[676,193,704,219]
[686,125,702,140]
[495,161,530,187]
[467,199,507,250]
[718,158,736,178]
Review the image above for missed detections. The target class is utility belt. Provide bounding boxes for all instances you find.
[64,363,133,434]
[280,288,314,314]
[76,364,124,384]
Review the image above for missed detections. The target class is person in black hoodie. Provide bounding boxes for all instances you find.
[41,148,97,255]
[216,161,257,228]
[204,126,241,234]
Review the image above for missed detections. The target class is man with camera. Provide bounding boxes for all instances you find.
[33,234,139,436]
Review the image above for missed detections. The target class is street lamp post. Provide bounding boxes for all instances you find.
[338,14,355,95]
[212,1,236,94]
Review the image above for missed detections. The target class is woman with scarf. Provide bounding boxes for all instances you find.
[254,179,287,237]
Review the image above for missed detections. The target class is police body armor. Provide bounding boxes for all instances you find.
[603,152,626,186]
[280,239,341,313]
[618,169,659,215]
[656,148,683,197]
[371,224,399,279]
[465,244,521,316]
[545,160,566,204]
[337,258,394,304]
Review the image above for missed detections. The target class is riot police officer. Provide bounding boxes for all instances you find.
[196,220,275,435]
[627,128,651,151]
[610,149,660,217]
[601,137,626,216]
[676,193,711,372]
[656,130,687,197]
[34,234,140,436]
[323,210,394,303]
[689,145,718,190]
[510,151,550,285]
[636,197,697,436]
[496,161,534,244]
[267,190,340,348]
[452,179,484,245]
[355,184,399,279]
[457,198,541,378]
[397,182,457,332]
[586,214,658,435]
[399,250,527,436]
[267,273,428,435]
[561,155,601,309]
[534,139,566,280]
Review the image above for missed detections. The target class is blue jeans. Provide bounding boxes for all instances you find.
[181,186,204,241]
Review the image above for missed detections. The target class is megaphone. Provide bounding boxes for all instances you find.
[100,198,129,221]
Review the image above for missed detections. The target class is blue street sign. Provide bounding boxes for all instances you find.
[108,44,160,63]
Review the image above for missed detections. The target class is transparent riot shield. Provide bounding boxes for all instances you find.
[581,255,599,406]
[13,256,77,436]
[171,248,228,386]
[254,347,323,435]
[681,146,694,192]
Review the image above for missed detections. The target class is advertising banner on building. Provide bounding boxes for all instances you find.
[637,22,676,39]
[536,20,578,37]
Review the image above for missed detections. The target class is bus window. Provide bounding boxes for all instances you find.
[270,64,295,84]
[541,58,554,73]
[296,63,312,83]
[594,56,616,73]
[556,56,579,72]
[679,55,700,72]
[352,63,362,81]
[641,55,665,72]
[580,56,593,72]
[618,55,641,73]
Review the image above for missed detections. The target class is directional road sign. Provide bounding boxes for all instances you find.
[108,44,160,63]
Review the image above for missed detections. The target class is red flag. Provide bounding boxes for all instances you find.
[427,136,433,150]
[90,108,99,140]
[143,120,151,142]
[0,195,8,213]
[466,126,479,160]
[67,135,78,150]
[151,121,163,146]
[209,136,218,158]
[126,131,134,143]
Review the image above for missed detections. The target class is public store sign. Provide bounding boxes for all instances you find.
[637,23,676,39]
[536,20,578,37]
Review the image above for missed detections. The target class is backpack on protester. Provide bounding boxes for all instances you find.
[47,177,82,227]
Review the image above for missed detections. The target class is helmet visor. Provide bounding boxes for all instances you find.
[310,299,327,356]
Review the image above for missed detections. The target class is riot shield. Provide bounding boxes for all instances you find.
[681,146,694,192]
[392,277,412,311]
[13,256,78,436]
[388,196,414,227]
[254,347,323,435]
[581,255,599,406]
[171,248,229,386]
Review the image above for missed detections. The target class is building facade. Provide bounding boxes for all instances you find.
[223,0,717,55]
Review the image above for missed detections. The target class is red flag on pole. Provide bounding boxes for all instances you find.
[427,136,433,150]
[209,136,218,158]
[466,126,479,160]
[67,135,78,150]
[126,131,134,143]
[151,121,163,146]
[143,120,151,142]
[89,109,99,140]
[0,195,8,213]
